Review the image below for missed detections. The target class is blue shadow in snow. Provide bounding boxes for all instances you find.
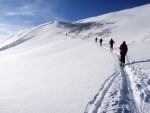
[126,59,150,65]
[0,36,35,51]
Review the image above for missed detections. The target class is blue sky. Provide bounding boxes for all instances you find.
[0,0,150,37]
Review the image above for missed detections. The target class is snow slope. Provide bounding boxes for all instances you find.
[0,3,150,113]
[0,22,115,113]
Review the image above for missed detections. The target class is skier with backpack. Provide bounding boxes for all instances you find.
[95,37,98,43]
[119,41,128,67]
[100,38,103,46]
[109,38,115,51]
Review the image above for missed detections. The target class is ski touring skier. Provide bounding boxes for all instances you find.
[100,38,103,46]
[95,37,98,43]
[109,38,115,51]
[119,41,128,67]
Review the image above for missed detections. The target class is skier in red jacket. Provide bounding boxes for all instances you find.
[119,41,128,66]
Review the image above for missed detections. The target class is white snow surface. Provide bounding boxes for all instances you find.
[0,4,150,113]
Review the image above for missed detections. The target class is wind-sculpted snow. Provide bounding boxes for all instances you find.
[57,21,114,35]
[95,29,111,37]
[0,36,35,51]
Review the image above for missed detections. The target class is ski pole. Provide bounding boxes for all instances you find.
[126,54,130,64]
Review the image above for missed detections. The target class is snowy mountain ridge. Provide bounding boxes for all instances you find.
[0,4,150,113]
[1,4,150,50]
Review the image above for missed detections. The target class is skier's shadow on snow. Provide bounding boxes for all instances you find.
[126,59,150,65]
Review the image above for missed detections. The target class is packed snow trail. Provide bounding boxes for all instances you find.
[85,44,140,113]
[119,68,138,113]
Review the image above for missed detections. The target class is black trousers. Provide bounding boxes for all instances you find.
[110,44,113,50]
[120,53,126,63]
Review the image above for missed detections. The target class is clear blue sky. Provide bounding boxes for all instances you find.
[0,0,150,37]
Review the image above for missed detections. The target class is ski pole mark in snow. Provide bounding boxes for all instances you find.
[125,65,150,113]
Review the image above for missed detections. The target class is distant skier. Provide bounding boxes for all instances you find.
[95,37,98,43]
[109,38,115,51]
[119,41,128,66]
[100,38,103,46]
[66,33,67,36]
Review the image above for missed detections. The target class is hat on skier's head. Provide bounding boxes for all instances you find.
[123,41,126,44]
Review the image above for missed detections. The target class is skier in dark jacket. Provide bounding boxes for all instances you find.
[100,38,103,46]
[109,38,115,50]
[119,41,128,66]
[95,37,98,43]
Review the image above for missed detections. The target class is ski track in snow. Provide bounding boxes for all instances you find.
[85,44,141,113]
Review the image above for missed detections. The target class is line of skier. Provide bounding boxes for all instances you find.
[95,37,128,67]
